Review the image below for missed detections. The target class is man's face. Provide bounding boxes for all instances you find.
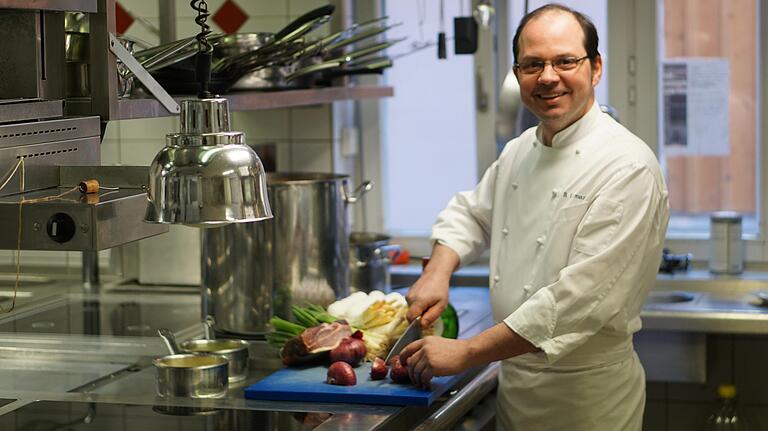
[514,12,602,139]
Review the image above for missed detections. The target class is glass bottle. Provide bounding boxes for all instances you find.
[706,384,749,431]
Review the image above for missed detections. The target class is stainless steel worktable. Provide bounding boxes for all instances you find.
[0,281,497,430]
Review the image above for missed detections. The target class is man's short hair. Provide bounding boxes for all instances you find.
[512,4,600,66]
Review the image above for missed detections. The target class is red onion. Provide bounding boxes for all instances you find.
[389,355,412,384]
[329,336,367,366]
[370,357,388,380]
[327,361,357,386]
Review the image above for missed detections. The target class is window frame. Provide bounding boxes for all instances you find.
[608,0,768,264]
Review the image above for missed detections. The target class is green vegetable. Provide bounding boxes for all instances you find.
[440,303,459,339]
[266,303,339,350]
[269,316,305,335]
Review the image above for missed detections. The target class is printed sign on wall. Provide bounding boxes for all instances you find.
[661,58,730,156]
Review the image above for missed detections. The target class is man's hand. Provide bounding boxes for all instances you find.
[405,244,460,328]
[399,336,472,388]
[405,273,449,329]
[397,323,541,388]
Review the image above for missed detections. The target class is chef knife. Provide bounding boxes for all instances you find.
[385,315,422,364]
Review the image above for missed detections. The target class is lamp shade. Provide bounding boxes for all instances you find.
[144,98,273,226]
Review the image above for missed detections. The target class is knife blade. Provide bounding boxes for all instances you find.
[385,315,422,364]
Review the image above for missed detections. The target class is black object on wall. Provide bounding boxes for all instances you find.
[454,16,478,54]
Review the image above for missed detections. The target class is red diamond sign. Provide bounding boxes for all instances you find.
[115,1,134,35]
[213,0,248,34]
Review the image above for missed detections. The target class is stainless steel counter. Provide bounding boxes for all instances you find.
[0,283,497,430]
[4,266,768,428]
[392,266,768,334]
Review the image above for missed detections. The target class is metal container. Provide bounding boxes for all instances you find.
[180,339,250,382]
[202,173,371,335]
[709,211,744,274]
[65,32,134,98]
[349,232,400,293]
[153,353,229,398]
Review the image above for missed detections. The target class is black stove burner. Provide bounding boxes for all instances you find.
[0,401,331,430]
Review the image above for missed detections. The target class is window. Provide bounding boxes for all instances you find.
[381,0,477,237]
[656,0,760,238]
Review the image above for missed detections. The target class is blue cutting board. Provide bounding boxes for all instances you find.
[244,362,463,406]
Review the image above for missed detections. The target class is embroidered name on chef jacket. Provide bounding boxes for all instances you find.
[560,191,587,201]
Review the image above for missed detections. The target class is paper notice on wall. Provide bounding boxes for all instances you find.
[661,58,730,156]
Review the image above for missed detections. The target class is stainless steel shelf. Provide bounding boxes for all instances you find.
[0,0,96,12]
[103,85,394,120]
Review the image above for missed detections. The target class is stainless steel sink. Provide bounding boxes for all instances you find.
[645,291,697,304]
[650,276,768,311]
[640,274,768,333]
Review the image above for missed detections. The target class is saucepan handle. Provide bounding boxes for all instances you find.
[357,244,401,267]
[379,244,402,264]
[344,180,373,204]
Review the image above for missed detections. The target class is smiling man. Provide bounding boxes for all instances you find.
[400,4,670,430]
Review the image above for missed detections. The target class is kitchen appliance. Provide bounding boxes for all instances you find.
[709,211,744,274]
[201,173,372,336]
[349,232,400,293]
[143,1,271,226]
[143,97,272,226]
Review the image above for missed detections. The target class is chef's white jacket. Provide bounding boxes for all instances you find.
[432,102,669,430]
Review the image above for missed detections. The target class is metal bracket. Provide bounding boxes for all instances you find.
[108,33,180,114]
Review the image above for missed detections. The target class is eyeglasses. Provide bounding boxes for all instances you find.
[514,55,590,75]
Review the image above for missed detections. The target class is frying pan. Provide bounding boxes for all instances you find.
[228,22,398,91]
[148,6,334,94]
[239,38,402,91]
[270,38,401,89]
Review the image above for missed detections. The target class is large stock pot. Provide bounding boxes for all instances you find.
[201,173,371,336]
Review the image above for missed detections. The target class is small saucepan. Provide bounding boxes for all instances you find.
[154,328,228,398]
[179,318,250,383]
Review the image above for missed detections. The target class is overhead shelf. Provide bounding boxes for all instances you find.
[0,0,97,12]
[108,85,394,121]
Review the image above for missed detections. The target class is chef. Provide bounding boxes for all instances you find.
[399,4,669,430]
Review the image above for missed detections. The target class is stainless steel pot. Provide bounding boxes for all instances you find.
[349,232,400,293]
[154,354,229,398]
[154,329,229,398]
[65,31,135,98]
[180,339,249,382]
[201,173,372,335]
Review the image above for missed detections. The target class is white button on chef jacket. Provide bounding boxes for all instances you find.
[431,103,670,431]
[431,102,669,363]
